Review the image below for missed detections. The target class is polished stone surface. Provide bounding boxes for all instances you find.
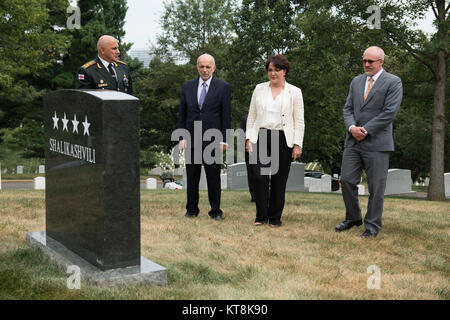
[286,162,307,192]
[227,162,249,190]
[43,90,140,270]
[27,231,167,287]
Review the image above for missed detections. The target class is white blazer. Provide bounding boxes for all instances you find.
[246,81,305,148]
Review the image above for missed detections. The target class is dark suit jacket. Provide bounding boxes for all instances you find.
[178,76,231,144]
[343,70,402,152]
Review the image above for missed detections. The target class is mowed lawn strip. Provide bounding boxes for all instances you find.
[0,190,448,299]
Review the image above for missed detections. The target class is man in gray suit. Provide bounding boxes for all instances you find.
[335,46,403,238]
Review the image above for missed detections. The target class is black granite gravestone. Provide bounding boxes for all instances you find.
[43,89,140,270]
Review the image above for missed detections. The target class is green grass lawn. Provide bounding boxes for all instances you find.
[0,190,448,300]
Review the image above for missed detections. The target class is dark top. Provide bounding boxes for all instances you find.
[177,76,231,144]
[75,56,133,95]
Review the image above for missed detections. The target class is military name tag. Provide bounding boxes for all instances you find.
[98,79,108,88]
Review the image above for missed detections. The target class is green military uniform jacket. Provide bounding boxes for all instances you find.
[75,56,133,95]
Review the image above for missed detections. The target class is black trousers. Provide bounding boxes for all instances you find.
[245,150,256,201]
[248,129,293,224]
[185,143,222,217]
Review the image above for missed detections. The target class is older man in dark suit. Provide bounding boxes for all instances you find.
[178,54,231,221]
[335,46,403,238]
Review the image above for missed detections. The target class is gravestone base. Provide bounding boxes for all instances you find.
[384,191,417,197]
[27,231,167,287]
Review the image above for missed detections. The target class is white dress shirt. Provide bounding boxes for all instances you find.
[261,86,284,130]
[99,56,116,77]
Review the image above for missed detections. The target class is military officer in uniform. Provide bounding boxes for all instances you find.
[76,35,132,95]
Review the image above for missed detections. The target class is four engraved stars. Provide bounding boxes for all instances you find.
[52,111,90,136]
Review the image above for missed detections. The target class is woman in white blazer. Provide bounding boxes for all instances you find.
[245,54,305,227]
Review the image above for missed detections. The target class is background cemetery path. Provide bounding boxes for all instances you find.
[0,190,448,300]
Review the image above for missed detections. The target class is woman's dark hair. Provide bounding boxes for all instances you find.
[265,54,290,75]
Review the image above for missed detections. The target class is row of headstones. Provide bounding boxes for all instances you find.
[145,163,450,197]
[2,163,449,196]
[1,165,46,174]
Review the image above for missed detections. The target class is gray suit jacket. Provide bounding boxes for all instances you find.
[343,70,403,151]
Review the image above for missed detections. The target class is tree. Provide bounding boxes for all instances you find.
[154,0,236,64]
[136,57,195,153]
[0,0,69,126]
[334,0,449,200]
[0,0,69,159]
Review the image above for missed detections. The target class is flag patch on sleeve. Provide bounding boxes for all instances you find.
[78,74,85,80]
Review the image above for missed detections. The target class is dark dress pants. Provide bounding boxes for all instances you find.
[185,143,222,217]
[249,129,292,225]
[245,150,257,201]
[340,146,390,233]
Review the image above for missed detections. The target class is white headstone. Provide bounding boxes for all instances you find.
[384,169,416,196]
[320,174,332,192]
[424,177,430,186]
[39,165,45,174]
[304,177,310,189]
[17,165,23,174]
[227,162,248,190]
[444,173,450,198]
[34,177,45,190]
[221,173,227,190]
[306,177,322,192]
[286,162,307,191]
[146,178,157,189]
[358,184,365,195]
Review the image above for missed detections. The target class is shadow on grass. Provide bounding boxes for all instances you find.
[0,247,123,300]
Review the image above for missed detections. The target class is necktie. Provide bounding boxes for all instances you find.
[199,82,207,109]
[364,77,373,101]
[108,63,117,83]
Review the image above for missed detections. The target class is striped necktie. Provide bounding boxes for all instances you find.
[108,63,117,83]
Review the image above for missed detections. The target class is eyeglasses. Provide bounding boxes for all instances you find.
[362,59,381,64]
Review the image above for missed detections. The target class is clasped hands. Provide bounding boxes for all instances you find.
[245,139,302,161]
[350,126,368,142]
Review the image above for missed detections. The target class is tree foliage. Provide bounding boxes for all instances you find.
[153,0,235,64]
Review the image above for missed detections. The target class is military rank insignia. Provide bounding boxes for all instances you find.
[123,74,129,93]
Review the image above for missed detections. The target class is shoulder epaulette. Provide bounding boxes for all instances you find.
[116,60,127,65]
[81,60,96,69]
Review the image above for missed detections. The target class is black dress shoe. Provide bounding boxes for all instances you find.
[361,229,378,238]
[184,212,198,218]
[335,219,362,232]
[211,215,223,221]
